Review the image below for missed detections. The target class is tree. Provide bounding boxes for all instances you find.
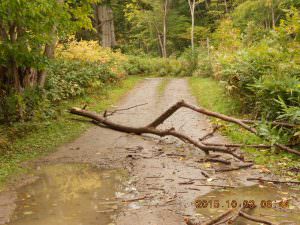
[94,1,117,48]
[0,0,98,91]
[0,0,98,119]
[187,0,202,51]
[162,0,169,58]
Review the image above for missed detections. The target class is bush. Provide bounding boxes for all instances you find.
[123,55,188,77]
[0,59,122,123]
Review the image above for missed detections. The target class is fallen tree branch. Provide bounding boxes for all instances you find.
[239,211,276,225]
[180,102,299,156]
[144,100,299,156]
[247,177,300,185]
[70,100,300,156]
[70,107,244,159]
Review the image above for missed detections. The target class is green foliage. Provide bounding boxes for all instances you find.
[0,76,142,187]
[189,77,299,179]
[46,60,119,102]
[124,55,189,76]
[0,59,120,123]
[122,0,190,56]
[0,0,98,68]
[203,7,300,147]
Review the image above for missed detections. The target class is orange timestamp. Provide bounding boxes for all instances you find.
[195,199,289,209]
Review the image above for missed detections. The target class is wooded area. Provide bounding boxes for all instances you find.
[0,0,299,177]
[0,1,300,224]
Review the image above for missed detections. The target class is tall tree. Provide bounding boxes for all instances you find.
[94,1,117,48]
[0,0,98,119]
[187,0,201,51]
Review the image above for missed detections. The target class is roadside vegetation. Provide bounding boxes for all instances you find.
[189,77,299,180]
[0,76,141,187]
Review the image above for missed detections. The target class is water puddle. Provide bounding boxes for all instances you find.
[195,185,300,224]
[7,164,127,225]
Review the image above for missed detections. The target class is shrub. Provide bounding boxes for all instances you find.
[123,55,188,77]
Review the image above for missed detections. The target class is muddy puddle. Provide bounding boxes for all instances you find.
[195,184,300,224]
[6,164,127,225]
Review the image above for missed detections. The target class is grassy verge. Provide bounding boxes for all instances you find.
[0,76,143,188]
[189,77,300,180]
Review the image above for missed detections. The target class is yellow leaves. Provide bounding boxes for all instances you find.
[56,38,128,77]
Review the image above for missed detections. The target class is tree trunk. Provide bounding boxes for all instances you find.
[188,0,196,52]
[37,0,63,88]
[95,4,117,48]
[224,0,228,13]
[271,3,276,29]
[162,0,168,58]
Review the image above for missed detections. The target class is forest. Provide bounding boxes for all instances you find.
[0,0,300,224]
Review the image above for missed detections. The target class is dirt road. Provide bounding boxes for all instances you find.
[1,78,300,225]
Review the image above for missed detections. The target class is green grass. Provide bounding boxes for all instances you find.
[0,76,142,189]
[189,77,300,180]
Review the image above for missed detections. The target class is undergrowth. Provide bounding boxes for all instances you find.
[189,77,300,180]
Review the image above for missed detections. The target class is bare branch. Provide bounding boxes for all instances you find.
[70,107,244,159]
[199,125,222,141]
[70,100,300,157]
[104,103,148,117]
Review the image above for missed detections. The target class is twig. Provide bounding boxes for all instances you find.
[199,125,222,141]
[179,181,195,185]
[122,196,149,203]
[215,163,253,172]
[166,153,187,157]
[203,142,272,149]
[104,103,148,117]
[247,177,300,185]
[194,184,236,188]
[196,157,231,165]
[201,171,210,178]
[179,176,205,181]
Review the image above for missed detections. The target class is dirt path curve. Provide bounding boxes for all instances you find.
[0,78,270,225]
